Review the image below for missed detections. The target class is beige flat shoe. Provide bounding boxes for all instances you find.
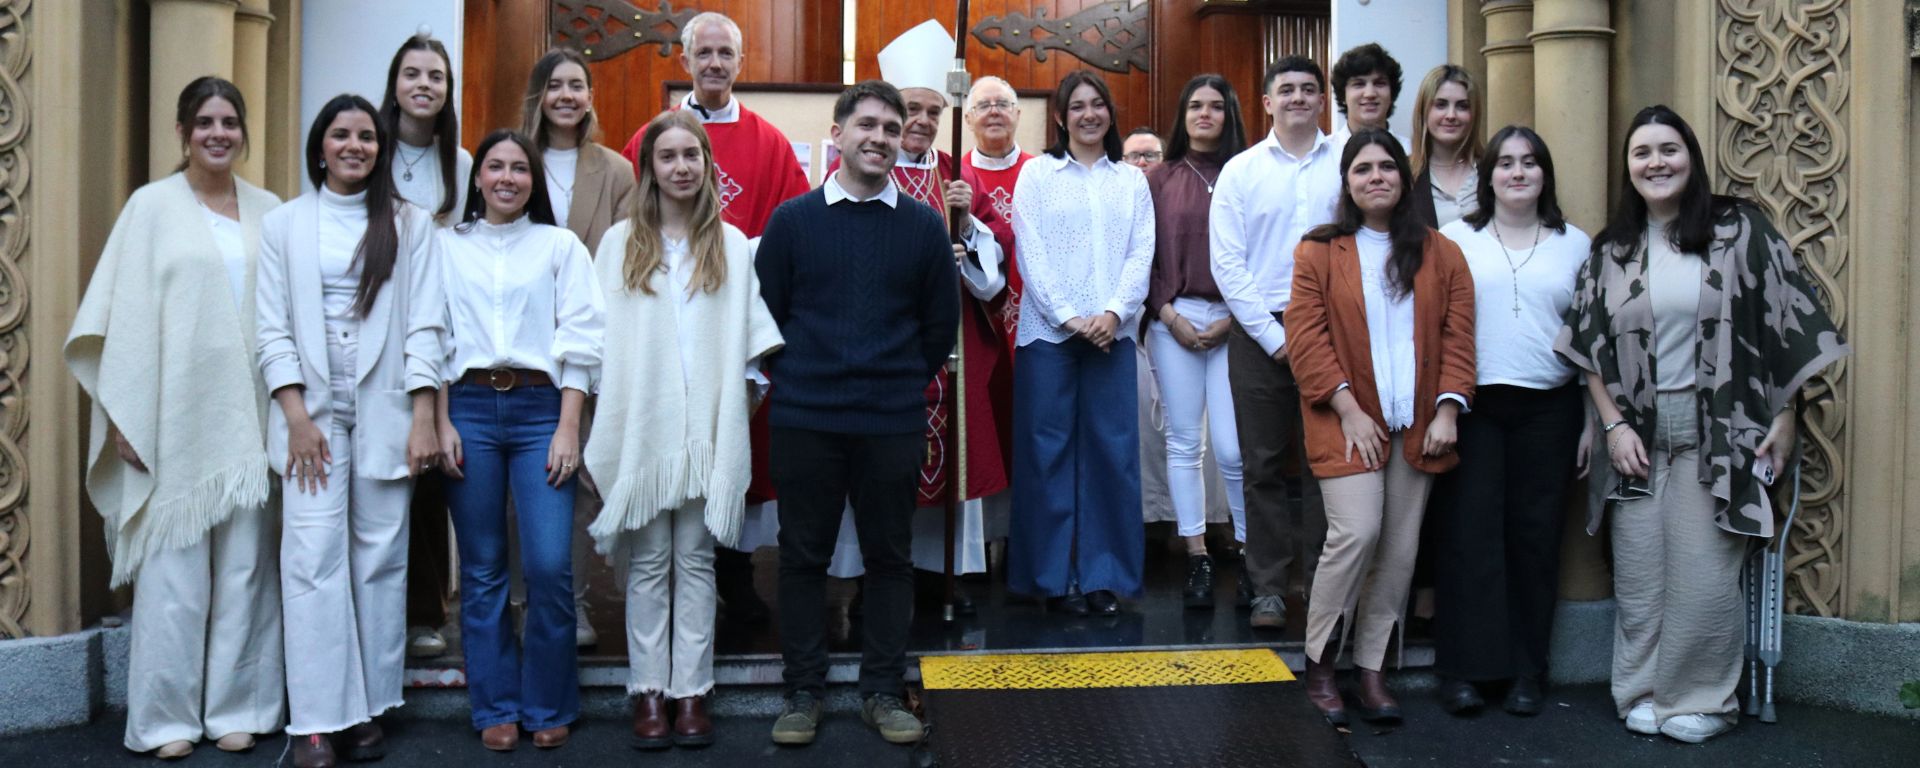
[214,732,256,752]
[154,740,194,759]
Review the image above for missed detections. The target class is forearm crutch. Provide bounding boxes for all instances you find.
[1744,440,1801,724]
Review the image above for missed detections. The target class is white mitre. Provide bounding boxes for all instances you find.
[878,19,955,100]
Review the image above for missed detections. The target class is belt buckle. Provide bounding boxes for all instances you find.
[487,368,517,392]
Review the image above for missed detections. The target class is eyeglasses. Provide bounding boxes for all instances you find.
[1123,151,1164,163]
[970,100,1017,114]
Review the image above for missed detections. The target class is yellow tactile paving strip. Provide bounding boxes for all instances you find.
[919,649,1295,690]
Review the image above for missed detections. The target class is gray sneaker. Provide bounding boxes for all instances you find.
[1249,595,1287,630]
[861,694,925,744]
[771,691,822,746]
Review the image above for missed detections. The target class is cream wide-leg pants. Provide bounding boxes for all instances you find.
[124,501,285,752]
[623,499,719,698]
[280,327,414,735]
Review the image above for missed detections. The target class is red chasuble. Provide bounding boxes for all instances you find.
[624,104,811,504]
[828,150,1013,506]
[960,149,1032,353]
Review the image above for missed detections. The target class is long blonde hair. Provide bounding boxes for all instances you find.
[1408,65,1482,174]
[624,110,726,295]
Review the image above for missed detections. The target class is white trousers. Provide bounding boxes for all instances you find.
[281,328,414,735]
[124,502,285,751]
[1145,298,1247,541]
[623,500,718,698]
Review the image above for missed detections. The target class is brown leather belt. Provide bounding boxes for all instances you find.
[460,367,553,391]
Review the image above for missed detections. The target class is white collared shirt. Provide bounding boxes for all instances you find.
[969,144,1024,171]
[1356,227,1419,429]
[1208,130,1344,356]
[823,171,899,207]
[681,92,741,124]
[1010,152,1155,346]
[439,214,605,392]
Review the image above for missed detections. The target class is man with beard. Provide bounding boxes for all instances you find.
[621,11,813,625]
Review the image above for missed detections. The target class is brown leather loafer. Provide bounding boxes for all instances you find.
[293,733,336,768]
[339,720,384,762]
[531,725,570,749]
[480,723,518,752]
[672,695,715,748]
[631,692,671,750]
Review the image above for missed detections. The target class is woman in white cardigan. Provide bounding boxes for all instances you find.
[435,129,603,751]
[66,76,284,761]
[256,93,445,768]
[585,109,782,750]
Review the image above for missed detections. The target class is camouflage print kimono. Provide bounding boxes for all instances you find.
[1554,201,1849,539]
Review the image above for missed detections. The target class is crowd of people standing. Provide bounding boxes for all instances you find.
[66,10,1848,764]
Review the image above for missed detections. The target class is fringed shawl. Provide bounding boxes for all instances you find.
[1555,201,1849,538]
[65,174,278,586]
[584,221,782,553]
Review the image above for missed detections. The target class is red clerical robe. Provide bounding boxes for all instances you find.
[623,101,811,504]
[829,150,1012,506]
[960,148,1032,353]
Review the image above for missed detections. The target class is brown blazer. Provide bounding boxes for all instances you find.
[1283,230,1476,480]
[566,142,636,254]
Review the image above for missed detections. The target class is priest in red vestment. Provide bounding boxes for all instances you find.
[958,75,1033,355]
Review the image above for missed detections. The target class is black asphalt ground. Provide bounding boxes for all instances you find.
[6,683,1916,767]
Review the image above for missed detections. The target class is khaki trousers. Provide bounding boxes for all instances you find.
[1303,434,1433,670]
[124,502,285,751]
[1609,391,1748,721]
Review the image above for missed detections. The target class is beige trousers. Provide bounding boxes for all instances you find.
[624,500,718,698]
[124,502,285,752]
[1303,433,1433,669]
[1609,391,1748,722]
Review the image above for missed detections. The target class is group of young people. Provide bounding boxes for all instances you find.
[67,10,1848,764]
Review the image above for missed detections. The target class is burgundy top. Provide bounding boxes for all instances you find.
[1145,150,1228,316]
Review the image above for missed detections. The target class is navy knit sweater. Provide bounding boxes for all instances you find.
[755,187,959,434]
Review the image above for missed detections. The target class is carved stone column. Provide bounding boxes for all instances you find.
[1530,0,1612,233]
[1481,0,1535,130]
[233,0,272,184]
[146,0,237,181]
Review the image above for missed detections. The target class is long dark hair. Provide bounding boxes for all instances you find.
[380,34,461,223]
[1165,74,1248,163]
[522,48,599,150]
[457,130,556,232]
[306,94,400,318]
[1044,70,1122,162]
[174,76,249,173]
[1595,105,1734,261]
[1463,124,1567,233]
[1305,129,1428,297]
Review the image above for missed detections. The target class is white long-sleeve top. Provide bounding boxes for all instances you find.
[1009,152,1155,346]
[318,187,370,329]
[392,139,473,227]
[1356,227,1419,429]
[438,215,605,392]
[1208,130,1344,356]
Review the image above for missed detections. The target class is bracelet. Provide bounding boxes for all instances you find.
[1602,419,1629,433]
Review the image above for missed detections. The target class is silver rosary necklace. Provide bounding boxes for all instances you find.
[1490,218,1543,317]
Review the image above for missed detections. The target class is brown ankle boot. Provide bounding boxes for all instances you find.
[292,733,336,768]
[631,692,670,750]
[672,695,715,748]
[1356,667,1403,723]
[1305,652,1348,726]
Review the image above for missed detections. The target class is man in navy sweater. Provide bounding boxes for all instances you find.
[755,80,959,747]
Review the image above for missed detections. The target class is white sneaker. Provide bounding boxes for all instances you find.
[1660,712,1735,744]
[575,601,598,647]
[1624,701,1660,735]
[406,625,448,658]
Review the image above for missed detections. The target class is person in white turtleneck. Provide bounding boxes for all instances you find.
[435,130,603,752]
[256,94,445,768]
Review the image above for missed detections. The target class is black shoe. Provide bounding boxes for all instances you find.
[1438,678,1485,716]
[1235,572,1254,610]
[1183,554,1215,610]
[950,584,977,616]
[1046,586,1088,616]
[1087,589,1120,616]
[1505,676,1543,717]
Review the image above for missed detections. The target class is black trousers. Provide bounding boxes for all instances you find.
[772,426,921,697]
[1227,322,1319,598]
[1431,384,1584,681]
[406,472,450,628]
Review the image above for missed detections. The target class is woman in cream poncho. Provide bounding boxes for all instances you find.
[65,77,284,760]
[586,109,781,750]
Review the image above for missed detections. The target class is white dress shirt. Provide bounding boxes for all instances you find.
[1356,228,1419,429]
[1010,152,1156,347]
[543,147,579,229]
[1208,130,1344,356]
[439,214,605,392]
[1440,219,1590,389]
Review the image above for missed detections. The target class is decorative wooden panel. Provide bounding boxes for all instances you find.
[970,1,1150,74]
[463,0,551,148]
[552,0,699,62]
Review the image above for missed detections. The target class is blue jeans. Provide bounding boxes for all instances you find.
[1008,337,1144,599]
[444,383,578,731]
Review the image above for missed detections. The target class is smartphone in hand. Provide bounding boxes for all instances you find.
[1752,454,1777,486]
